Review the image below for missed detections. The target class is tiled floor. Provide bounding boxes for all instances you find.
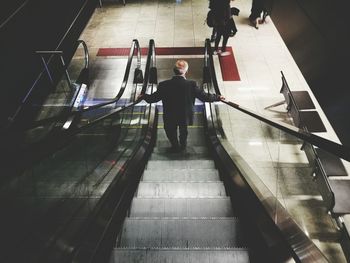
[79,0,349,261]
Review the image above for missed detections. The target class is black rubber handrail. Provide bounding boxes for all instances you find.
[221,98,350,162]
[26,39,155,162]
[141,39,156,95]
[69,38,155,131]
[204,39,220,96]
[204,38,350,162]
[79,39,142,112]
[17,39,142,131]
[77,39,89,70]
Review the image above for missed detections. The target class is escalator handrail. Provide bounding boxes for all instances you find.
[16,39,156,167]
[80,39,142,112]
[221,98,350,161]
[15,39,142,131]
[141,39,156,95]
[69,38,155,132]
[72,100,140,132]
[204,39,220,96]
[204,38,350,162]
[77,39,89,70]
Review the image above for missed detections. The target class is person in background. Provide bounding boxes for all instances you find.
[211,0,233,56]
[138,60,224,152]
[249,0,268,29]
[208,0,217,42]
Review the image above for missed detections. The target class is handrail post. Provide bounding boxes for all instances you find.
[59,55,72,87]
[37,54,54,84]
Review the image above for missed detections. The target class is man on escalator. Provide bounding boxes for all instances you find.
[138,60,224,152]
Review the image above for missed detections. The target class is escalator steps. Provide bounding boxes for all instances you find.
[142,169,219,181]
[136,182,227,198]
[129,197,234,218]
[111,248,250,263]
[118,218,245,248]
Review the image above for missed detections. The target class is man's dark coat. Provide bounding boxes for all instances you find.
[144,75,220,126]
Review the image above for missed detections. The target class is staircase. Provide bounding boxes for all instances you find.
[110,110,250,262]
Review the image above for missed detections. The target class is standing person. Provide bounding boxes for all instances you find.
[249,0,267,29]
[208,0,216,42]
[138,60,224,152]
[211,0,232,56]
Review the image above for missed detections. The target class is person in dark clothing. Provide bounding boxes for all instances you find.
[211,0,232,56]
[208,0,217,42]
[138,60,224,151]
[249,0,268,29]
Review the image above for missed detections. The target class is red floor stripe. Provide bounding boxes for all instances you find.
[97,47,204,56]
[96,47,240,81]
[218,47,240,81]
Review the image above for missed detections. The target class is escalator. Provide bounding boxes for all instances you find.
[106,40,338,262]
[109,52,252,262]
[2,38,348,263]
[111,97,251,261]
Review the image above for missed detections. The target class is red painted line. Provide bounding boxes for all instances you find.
[96,46,240,81]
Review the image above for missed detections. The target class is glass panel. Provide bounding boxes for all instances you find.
[213,101,349,261]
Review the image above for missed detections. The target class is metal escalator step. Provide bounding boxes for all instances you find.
[146,160,215,170]
[111,248,250,263]
[137,182,226,198]
[149,152,211,161]
[129,198,234,217]
[119,218,245,248]
[153,146,209,155]
[142,169,220,182]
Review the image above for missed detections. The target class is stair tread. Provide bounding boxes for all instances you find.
[146,160,215,170]
[129,197,234,217]
[119,218,245,248]
[137,182,227,198]
[111,248,250,263]
[142,170,219,182]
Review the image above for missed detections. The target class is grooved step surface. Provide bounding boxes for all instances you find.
[129,198,234,217]
[142,169,220,182]
[146,160,215,170]
[153,146,209,155]
[119,218,244,248]
[111,248,250,263]
[137,182,226,198]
